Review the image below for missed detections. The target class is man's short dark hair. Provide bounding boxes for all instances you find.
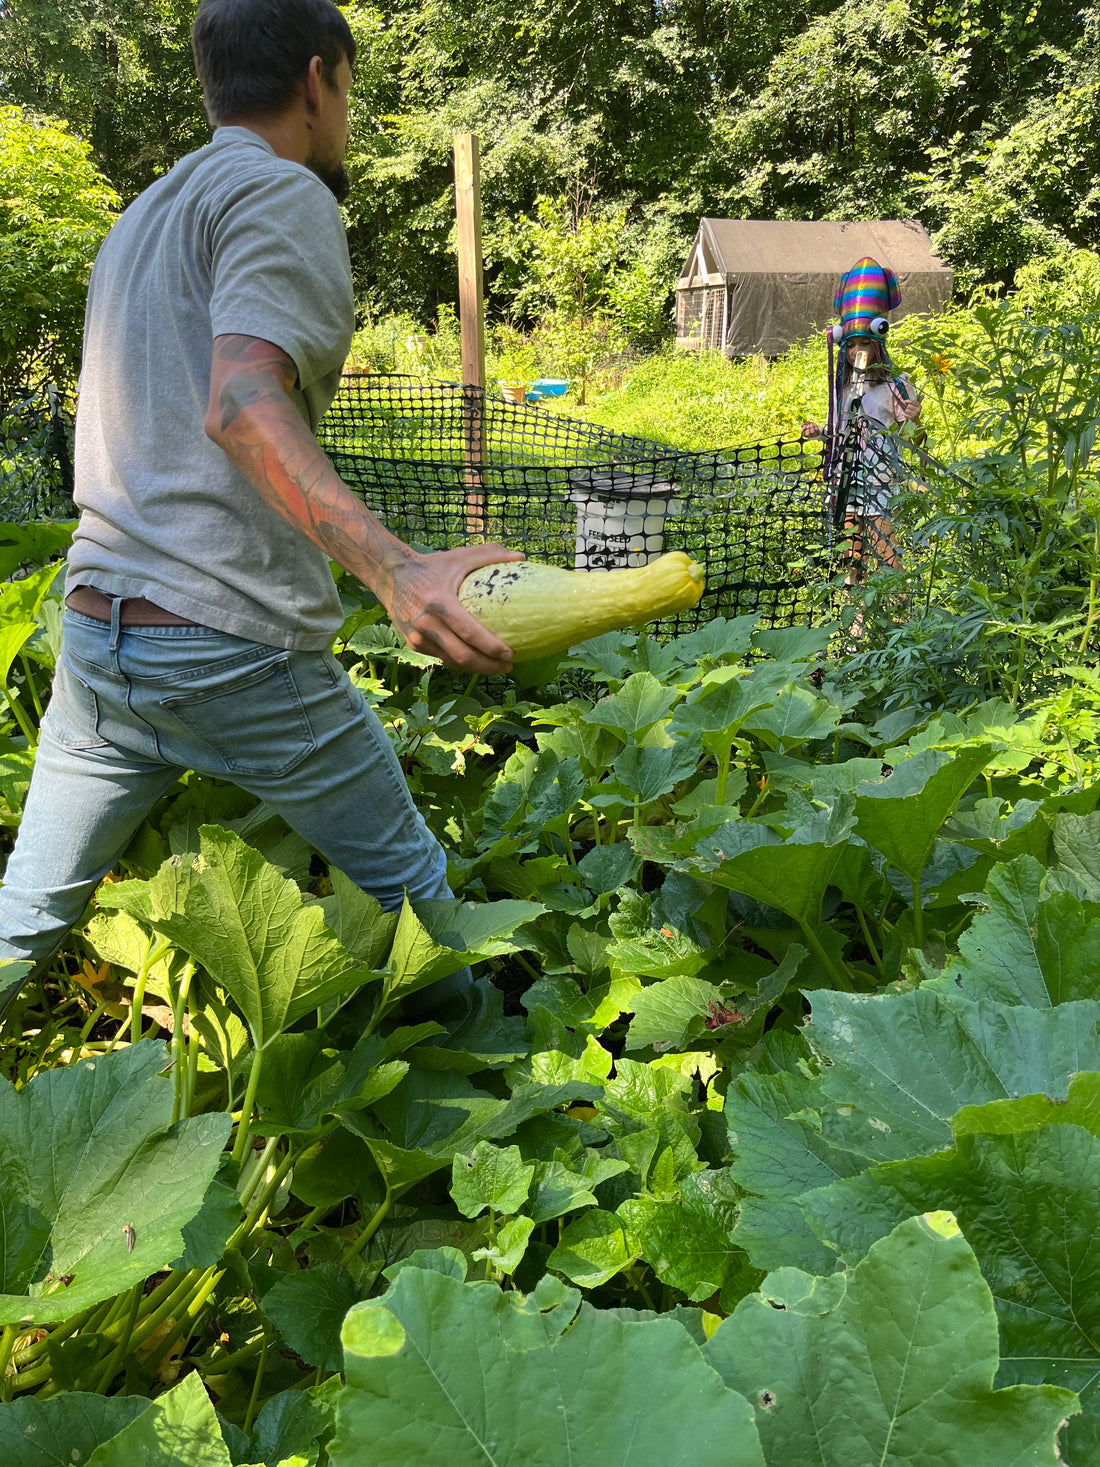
[192,0,356,125]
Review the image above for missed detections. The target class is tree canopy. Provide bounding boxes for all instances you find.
[0,0,1096,360]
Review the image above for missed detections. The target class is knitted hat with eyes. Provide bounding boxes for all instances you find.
[832,257,901,341]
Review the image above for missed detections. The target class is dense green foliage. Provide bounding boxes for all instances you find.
[0,107,117,411]
[0,298,1095,1460]
[0,0,205,198]
[0,524,1097,1460]
[1,4,1099,1458]
[1,0,1097,340]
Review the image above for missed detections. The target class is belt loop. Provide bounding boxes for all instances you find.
[108,596,123,653]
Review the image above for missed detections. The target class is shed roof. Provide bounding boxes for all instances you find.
[684,219,950,280]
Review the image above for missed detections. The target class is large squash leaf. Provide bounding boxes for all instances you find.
[84,1372,230,1467]
[0,1044,230,1324]
[101,826,376,1050]
[334,1269,764,1466]
[685,803,855,929]
[808,988,1100,1164]
[705,1215,1078,1466]
[801,1120,1100,1463]
[0,1393,147,1467]
[725,988,1100,1271]
[940,855,1100,1005]
[852,745,993,884]
[725,1066,865,1272]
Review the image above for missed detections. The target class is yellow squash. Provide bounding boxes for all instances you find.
[458,551,705,661]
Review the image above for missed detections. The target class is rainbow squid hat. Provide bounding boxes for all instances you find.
[831,257,901,342]
[822,257,904,469]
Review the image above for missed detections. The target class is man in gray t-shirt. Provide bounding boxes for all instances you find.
[0,0,521,1013]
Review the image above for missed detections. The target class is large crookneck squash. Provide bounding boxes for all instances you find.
[457,551,705,661]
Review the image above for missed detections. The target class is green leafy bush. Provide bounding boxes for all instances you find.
[0,105,117,411]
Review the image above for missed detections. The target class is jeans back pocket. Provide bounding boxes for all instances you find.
[162,653,316,777]
[43,655,112,750]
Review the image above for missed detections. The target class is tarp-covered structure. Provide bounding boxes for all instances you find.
[675,219,953,357]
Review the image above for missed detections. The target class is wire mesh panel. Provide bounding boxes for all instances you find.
[675,286,726,353]
[319,373,835,634]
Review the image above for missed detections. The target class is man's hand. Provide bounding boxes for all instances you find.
[383,543,526,674]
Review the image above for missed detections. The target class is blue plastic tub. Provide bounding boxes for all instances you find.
[525,378,570,403]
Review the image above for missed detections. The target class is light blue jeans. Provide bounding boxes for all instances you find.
[0,603,466,1007]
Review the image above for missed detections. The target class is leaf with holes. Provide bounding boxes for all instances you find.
[704,1215,1077,1466]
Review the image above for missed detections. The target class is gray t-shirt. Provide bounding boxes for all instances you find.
[66,127,355,649]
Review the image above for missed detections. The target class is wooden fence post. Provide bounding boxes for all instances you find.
[454,132,487,536]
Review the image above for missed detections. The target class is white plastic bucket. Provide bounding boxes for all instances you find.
[567,471,682,570]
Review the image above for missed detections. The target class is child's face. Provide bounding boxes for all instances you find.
[845,338,883,365]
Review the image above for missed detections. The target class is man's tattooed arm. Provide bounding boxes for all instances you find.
[204,334,522,671]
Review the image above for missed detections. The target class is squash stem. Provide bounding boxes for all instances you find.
[19,652,44,722]
[91,1282,145,1393]
[715,746,732,805]
[131,936,171,1046]
[231,1043,265,1169]
[343,1188,395,1263]
[0,682,37,746]
[141,1266,224,1376]
[242,1333,270,1437]
[855,906,885,978]
[796,919,853,991]
[0,1325,17,1402]
[911,877,924,949]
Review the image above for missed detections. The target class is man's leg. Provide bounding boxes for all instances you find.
[134,637,470,1010]
[153,646,454,909]
[220,651,471,1010]
[0,619,182,1012]
[0,724,179,967]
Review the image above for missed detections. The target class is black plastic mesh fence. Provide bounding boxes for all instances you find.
[319,374,836,635]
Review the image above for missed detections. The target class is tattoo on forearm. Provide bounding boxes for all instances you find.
[209,335,402,590]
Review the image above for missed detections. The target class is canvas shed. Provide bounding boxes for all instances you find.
[675,219,953,357]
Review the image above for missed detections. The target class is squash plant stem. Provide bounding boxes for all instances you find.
[18,653,44,722]
[124,1269,214,1356]
[911,878,924,949]
[78,999,111,1045]
[91,1281,144,1393]
[170,960,197,1123]
[14,1302,100,1372]
[855,907,885,979]
[0,1325,17,1402]
[242,1332,270,1436]
[0,683,37,746]
[200,1335,266,1376]
[131,936,172,1046]
[231,1044,266,1169]
[226,1149,299,1253]
[296,1200,335,1231]
[795,919,853,991]
[141,1266,224,1377]
[343,1187,395,1263]
[715,746,734,805]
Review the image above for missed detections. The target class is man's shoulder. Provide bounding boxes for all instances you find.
[132,130,331,219]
